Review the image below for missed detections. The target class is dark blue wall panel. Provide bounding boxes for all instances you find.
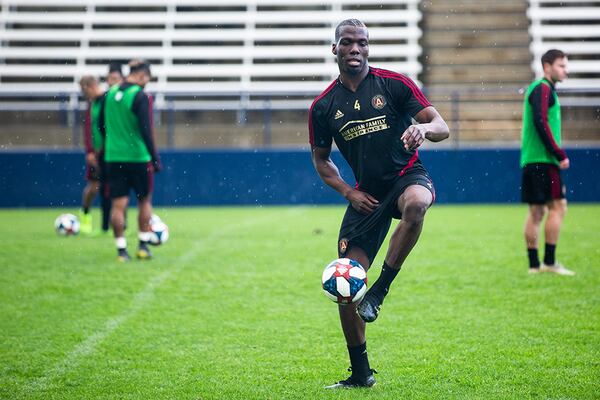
[0,148,598,207]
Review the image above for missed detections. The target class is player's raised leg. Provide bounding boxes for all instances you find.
[326,246,376,389]
[358,184,433,322]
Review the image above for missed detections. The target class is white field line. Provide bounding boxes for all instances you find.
[21,210,290,396]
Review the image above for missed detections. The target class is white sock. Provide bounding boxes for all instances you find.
[115,237,127,249]
[138,231,152,243]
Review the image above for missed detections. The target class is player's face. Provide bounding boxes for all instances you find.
[80,84,94,100]
[332,26,369,76]
[548,57,568,83]
[130,71,151,88]
[107,71,123,86]
[139,72,151,87]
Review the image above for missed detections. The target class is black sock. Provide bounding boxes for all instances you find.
[101,194,111,231]
[528,248,540,268]
[544,243,556,266]
[347,342,371,378]
[83,207,89,214]
[370,262,400,300]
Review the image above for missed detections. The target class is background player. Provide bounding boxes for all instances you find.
[79,75,110,234]
[310,19,449,388]
[521,49,574,276]
[99,59,161,262]
[107,62,124,87]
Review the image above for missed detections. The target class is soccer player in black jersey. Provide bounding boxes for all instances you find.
[310,19,449,388]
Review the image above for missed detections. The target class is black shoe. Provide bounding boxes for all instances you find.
[324,368,377,389]
[117,248,131,262]
[357,291,384,323]
[136,242,153,260]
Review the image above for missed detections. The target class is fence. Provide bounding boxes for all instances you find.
[1,148,599,207]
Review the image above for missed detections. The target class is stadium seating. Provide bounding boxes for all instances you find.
[528,0,600,91]
[0,0,424,108]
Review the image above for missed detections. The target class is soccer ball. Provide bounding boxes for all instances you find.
[321,258,367,304]
[54,213,80,236]
[149,218,169,245]
[150,214,162,225]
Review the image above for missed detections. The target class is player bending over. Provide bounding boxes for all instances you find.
[79,75,110,235]
[99,59,161,262]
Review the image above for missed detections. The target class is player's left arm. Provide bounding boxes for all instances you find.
[132,92,161,172]
[401,107,450,151]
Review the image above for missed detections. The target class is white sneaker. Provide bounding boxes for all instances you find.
[528,267,541,275]
[540,262,575,276]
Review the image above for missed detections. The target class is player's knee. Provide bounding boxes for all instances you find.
[530,206,546,224]
[402,200,429,225]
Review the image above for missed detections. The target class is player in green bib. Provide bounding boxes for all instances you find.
[520,49,574,276]
[79,75,110,235]
[99,59,161,262]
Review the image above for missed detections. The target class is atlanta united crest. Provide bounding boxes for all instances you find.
[371,94,386,110]
[339,238,349,255]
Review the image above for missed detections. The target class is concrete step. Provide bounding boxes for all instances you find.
[425,64,533,84]
[421,0,527,14]
[425,47,531,66]
[425,13,529,30]
[422,30,530,48]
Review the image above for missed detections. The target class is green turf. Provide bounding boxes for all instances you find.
[1,205,599,399]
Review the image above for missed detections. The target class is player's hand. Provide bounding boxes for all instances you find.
[346,189,379,215]
[401,124,427,151]
[152,158,162,173]
[86,152,98,168]
[559,158,570,170]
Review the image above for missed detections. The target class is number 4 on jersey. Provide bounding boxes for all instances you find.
[354,100,361,111]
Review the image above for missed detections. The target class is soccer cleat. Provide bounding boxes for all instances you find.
[325,368,377,389]
[528,267,541,274]
[117,248,131,262]
[541,262,575,276]
[80,211,93,234]
[357,292,384,323]
[136,242,153,260]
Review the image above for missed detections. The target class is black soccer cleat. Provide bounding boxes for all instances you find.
[357,292,384,323]
[136,242,153,260]
[325,368,377,389]
[117,248,131,262]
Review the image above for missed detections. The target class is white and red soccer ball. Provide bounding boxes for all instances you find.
[321,258,367,304]
[54,213,80,236]
[149,214,169,245]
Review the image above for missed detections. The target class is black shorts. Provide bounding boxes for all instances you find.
[337,168,435,266]
[521,163,566,204]
[107,162,153,200]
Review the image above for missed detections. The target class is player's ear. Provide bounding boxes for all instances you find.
[332,43,337,56]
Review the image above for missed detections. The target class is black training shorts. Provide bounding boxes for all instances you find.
[521,163,565,204]
[337,167,435,266]
[107,162,154,199]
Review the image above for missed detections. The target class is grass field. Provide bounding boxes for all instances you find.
[1,205,599,399]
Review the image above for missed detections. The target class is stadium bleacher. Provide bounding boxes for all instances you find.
[0,0,597,147]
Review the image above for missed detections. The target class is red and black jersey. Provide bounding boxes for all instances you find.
[309,67,432,196]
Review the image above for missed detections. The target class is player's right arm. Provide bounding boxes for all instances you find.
[83,104,98,167]
[529,83,569,169]
[309,99,379,214]
[311,146,379,214]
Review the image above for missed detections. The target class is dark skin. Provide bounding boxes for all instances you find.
[312,25,449,346]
